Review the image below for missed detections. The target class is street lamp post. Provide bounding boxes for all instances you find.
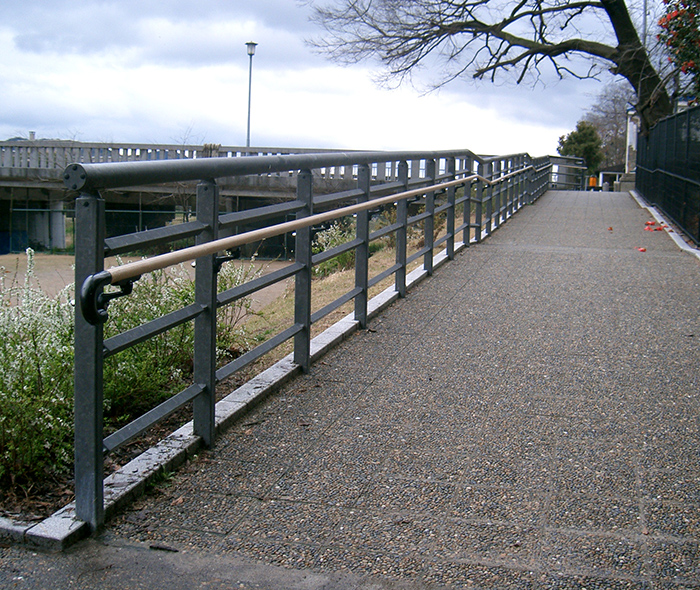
[245,41,257,149]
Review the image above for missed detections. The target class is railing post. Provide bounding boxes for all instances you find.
[463,157,474,246]
[294,169,313,371]
[74,191,105,530]
[354,164,370,328]
[491,160,500,229]
[424,158,436,275]
[193,179,219,447]
[395,161,409,297]
[484,161,493,237]
[474,159,483,242]
[446,157,456,260]
[507,158,515,217]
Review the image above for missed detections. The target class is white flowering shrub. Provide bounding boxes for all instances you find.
[312,220,356,276]
[0,250,261,489]
[0,249,74,487]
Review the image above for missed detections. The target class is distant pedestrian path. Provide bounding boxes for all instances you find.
[4,190,700,589]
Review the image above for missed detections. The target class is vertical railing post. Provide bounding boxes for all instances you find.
[474,159,483,243]
[395,160,408,297]
[463,156,473,247]
[484,161,493,237]
[491,160,500,229]
[424,158,435,275]
[354,163,370,328]
[507,158,515,217]
[294,169,313,371]
[446,157,456,260]
[74,191,105,530]
[462,156,476,248]
[193,179,219,448]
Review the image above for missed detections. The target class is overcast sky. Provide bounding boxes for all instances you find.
[0,0,636,156]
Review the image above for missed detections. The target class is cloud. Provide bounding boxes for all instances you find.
[0,0,602,156]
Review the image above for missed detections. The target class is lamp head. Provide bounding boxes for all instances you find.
[246,42,257,56]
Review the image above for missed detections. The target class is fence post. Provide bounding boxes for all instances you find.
[395,160,409,297]
[446,157,456,260]
[474,160,483,242]
[354,164,370,328]
[424,158,436,275]
[512,156,519,209]
[193,179,219,447]
[491,160,500,229]
[464,156,473,246]
[74,191,105,530]
[484,161,493,237]
[294,169,313,371]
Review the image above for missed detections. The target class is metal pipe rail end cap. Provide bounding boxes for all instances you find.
[64,164,88,191]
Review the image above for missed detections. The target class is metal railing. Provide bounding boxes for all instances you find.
[68,149,576,530]
[0,140,335,175]
[636,105,700,245]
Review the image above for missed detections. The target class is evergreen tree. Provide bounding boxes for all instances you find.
[558,121,604,174]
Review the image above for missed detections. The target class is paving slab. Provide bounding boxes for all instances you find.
[2,190,699,589]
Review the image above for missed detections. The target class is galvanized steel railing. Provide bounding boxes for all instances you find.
[67,149,573,530]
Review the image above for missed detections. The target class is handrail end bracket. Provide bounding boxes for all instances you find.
[80,271,140,325]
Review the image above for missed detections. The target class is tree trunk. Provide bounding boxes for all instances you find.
[602,0,673,133]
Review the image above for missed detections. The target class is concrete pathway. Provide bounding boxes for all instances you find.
[2,191,699,589]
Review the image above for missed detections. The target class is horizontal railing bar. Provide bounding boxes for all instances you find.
[368,263,402,288]
[435,202,452,215]
[434,234,451,248]
[407,246,431,265]
[103,383,205,453]
[64,149,482,191]
[455,194,471,205]
[103,303,206,358]
[98,175,482,286]
[369,221,402,241]
[215,323,303,382]
[636,165,700,188]
[218,200,305,230]
[370,180,405,195]
[314,188,366,208]
[455,221,477,234]
[104,220,207,256]
[84,168,538,322]
[408,211,431,225]
[311,237,363,266]
[217,262,302,308]
[310,287,363,324]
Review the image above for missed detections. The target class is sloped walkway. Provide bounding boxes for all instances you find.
[3,190,700,589]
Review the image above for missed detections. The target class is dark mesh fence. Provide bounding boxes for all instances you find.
[636,105,700,245]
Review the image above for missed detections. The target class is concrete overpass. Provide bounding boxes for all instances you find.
[0,139,582,253]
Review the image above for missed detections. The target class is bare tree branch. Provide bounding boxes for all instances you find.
[307,0,674,131]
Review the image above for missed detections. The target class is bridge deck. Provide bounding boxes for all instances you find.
[4,190,700,588]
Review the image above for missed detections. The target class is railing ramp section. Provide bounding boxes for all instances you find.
[66,149,581,530]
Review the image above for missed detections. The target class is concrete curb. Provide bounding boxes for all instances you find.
[0,240,468,551]
[630,189,700,261]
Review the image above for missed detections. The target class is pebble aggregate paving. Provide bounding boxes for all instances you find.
[2,190,699,589]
